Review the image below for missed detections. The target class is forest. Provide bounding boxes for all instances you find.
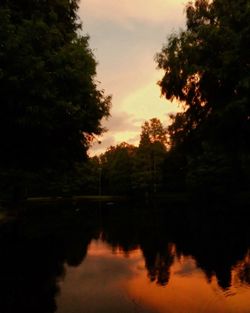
[0,0,249,203]
[1,3,250,313]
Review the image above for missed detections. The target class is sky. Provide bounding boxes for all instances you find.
[78,0,187,155]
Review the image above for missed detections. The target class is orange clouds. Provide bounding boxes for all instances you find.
[78,0,186,155]
[89,72,181,155]
[120,72,179,121]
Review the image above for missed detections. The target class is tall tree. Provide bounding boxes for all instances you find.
[139,118,168,147]
[0,0,111,198]
[0,0,110,171]
[134,119,167,194]
[156,0,250,192]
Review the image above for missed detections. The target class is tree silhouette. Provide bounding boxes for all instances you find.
[0,0,110,199]
[156,0,250,193]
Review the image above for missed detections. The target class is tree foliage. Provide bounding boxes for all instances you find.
[0,0,111,172]
[156,0,250,193]
[134,119,167,193]
[139,118,168,147]
[85,119,168,196]
[100,142,136,195]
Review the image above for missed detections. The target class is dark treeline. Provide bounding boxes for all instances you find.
[78,0,250,198]
[98,118,168,196]
[61,118,168,196]
[0,0,249,202]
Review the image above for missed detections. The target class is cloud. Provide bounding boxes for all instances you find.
[89,135,116,156]
[80,0,186,26]
[90,111,141,153]
[79,0,186,156]
[120,72,180,123]
[127,134,140,145]
[58,241,144,313]
[84,19,179,102]
[104,111,140,133]
[89,74,182,156]
[80,1,186,97]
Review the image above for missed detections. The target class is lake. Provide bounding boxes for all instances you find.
[0,201,250,313]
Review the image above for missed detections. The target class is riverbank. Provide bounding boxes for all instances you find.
[0,190,249,223]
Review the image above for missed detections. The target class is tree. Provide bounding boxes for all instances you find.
[0,0,110,169]
[133,119,167,194]
[100,143,136,195]
[0,0,110,198]
[139,118,168,147]
[156,0,250,192]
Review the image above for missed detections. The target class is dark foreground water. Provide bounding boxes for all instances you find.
[1,201,250,313]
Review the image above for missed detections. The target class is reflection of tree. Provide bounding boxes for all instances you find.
[236,251,250,286]
[101,204,250,291]
[101,205,175,286]
[2,202,250,313]
[173,209,250,290]
[133,118,167,194]
[100,203,141,253]
[0,211,97,313]
[142,244,174,286]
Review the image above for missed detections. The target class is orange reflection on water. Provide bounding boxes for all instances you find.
[56,240,250,313]
[126,249,250,313]
[127,257,225,313]
[88,239,141,258]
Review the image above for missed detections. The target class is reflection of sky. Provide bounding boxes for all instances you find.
[78,1,186,155]
[56,240,250,313]
[56,240,154,313]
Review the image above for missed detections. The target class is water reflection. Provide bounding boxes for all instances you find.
[56,239,250,313]
[234,252,250,287]
[101,205,250,293]
[0,203,250,313]
[0,210,98,313]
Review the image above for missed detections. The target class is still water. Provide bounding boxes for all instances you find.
[57,239,250,313]
[1,202,250,313]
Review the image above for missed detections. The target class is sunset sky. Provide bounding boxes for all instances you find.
[78,1,186,155]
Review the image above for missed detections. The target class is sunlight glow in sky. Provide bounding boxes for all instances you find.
[78,0,186,155]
